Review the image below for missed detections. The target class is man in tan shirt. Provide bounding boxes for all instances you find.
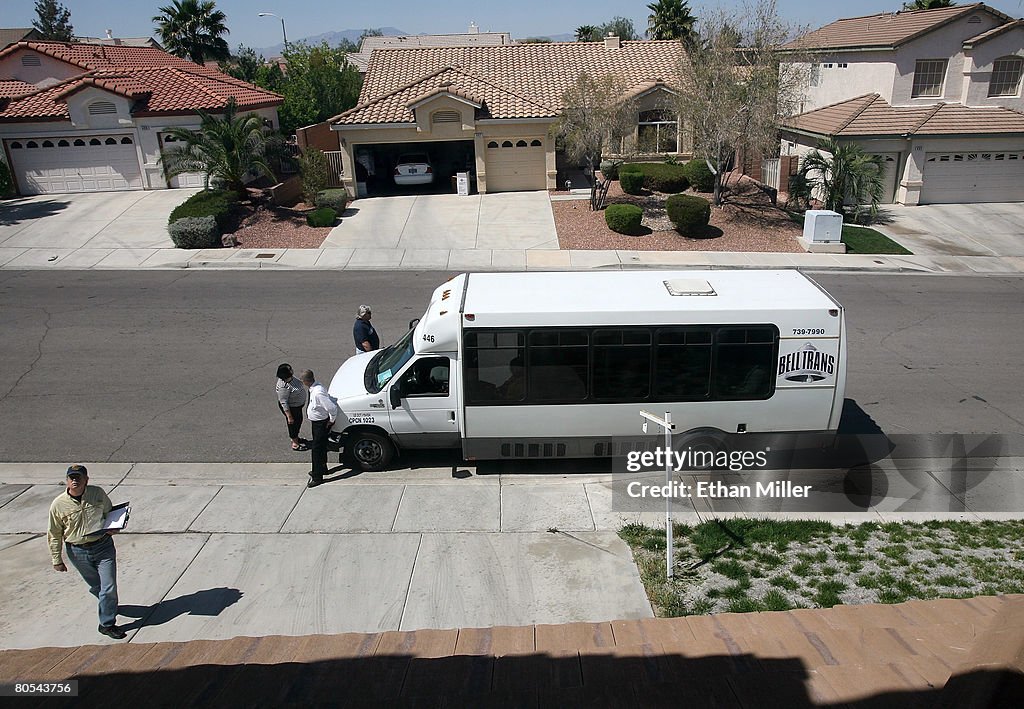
[47,464,125,639]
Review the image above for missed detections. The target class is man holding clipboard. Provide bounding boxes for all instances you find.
[47,465,130,640]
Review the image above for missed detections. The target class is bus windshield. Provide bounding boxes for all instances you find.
[365,327,416,394]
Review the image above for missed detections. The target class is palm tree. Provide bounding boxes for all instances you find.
[799,139,886,221]
[646,0,697,41]
[160,98,274,195]
[575,25,600,42]
[902,0,955,10]
[153,0,230,65]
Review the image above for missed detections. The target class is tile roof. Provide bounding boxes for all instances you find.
[783,3,1010,51]
[0,41,282,121]
[782,93,1024,136]
[0,78,35,98]
[0,28,41,49]
[348,32,514,74]
[963,18,1024,47]
[338,40,687,125]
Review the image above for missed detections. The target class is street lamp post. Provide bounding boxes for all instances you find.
[257,12,288,49]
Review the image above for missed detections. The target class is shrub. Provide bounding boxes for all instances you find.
[619,171,645,195]
[168,190,240,233]
[315,188,348,212]
[599,159,622,180]
[619,162,642,174]
[169,216,220,249]
[666,194,712,237]
[306,207,337,227]
[605,203,644,235]
[0,158,12,197]
[298,147,328,204]
[637,163,689,193]
[685,159,716,192]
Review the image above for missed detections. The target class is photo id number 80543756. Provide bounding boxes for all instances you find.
[792,328,825,335]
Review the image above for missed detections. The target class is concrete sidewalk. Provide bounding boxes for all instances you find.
[2,460,1022,651]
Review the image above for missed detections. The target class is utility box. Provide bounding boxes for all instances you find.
[804,210,843,242]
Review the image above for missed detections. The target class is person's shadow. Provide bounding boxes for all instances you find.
[118,587,243,631]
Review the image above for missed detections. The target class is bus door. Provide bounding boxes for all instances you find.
[387,355,460,448]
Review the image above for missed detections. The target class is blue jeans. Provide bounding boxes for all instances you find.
[65,536,119,627]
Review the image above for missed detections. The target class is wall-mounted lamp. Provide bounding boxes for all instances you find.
[339,137,347,148]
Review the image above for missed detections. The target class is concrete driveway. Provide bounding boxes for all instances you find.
[876,202,1024,257]
[322,191,559,251]
[0,189,200,252]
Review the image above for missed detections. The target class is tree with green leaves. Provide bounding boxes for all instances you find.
[274,42,362,136]
[599,17,638,41]
[674,0,810,205]
[32,0,74,42]
[220,46,285,90]
[160,97,275,194]
[902,0,955,10]
[153,0,230,65]
[646,0,697,41]
[575,25,600,42]
[799,139,886,221]
[519,37,553,44]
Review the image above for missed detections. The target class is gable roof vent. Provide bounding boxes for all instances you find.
[967,15,982,23]
[432,109,460,123]
[21,54,42,66]
[88,101,117,115]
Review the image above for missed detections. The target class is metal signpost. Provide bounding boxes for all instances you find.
[640,410,676,578]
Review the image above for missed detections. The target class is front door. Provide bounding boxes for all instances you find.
[388,356,460,448]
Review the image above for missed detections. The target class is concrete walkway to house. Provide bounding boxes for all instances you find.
[1,190,1023,274]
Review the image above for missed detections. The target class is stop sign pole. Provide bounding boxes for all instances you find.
[640,410,676,578]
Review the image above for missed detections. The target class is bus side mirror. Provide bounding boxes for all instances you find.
[389,385,402,409]
[409,318,420,330]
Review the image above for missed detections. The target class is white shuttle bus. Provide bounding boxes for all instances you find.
[328,270,847,471]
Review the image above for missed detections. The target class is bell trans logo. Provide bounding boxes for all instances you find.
[778,343,835,383]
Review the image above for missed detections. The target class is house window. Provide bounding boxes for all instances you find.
[487,141,499,148]
[988,57,1023,97]
[42,140,54,147]
[58,139,69,147]
[104,137,117,145]
[121,137,133,144]
[88,101,117,115]
[637,109,678,153]
[89,138,101,145]
[431,110,460,123]
[10,141,22,149]
[530,139,542,147]
[73,139,85,146]
[810,63,820,87]
[912,59,947,98]
[501,141,513,147]
[515,140,528,147]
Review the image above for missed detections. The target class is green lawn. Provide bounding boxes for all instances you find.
[841,225,913,255]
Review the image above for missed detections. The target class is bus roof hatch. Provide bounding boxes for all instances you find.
[663,279,716,297]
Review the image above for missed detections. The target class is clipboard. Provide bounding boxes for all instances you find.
[87,502,131,536]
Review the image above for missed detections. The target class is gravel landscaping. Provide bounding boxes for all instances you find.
[552,172,804,252]
[230,203,333,249]
[621,519,1024,617]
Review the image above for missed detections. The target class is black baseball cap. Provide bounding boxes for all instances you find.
[66,464,88,478]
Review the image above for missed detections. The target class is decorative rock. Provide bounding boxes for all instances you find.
[221,233,239,247]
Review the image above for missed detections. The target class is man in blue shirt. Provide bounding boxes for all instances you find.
[353,304,380,354]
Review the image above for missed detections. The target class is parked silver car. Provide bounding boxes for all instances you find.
[393,153,434,185]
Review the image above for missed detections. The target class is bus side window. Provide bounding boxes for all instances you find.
[465,331,524,403]
[713,327,775,399]
[528,330,588,402]
[653,328,712,400]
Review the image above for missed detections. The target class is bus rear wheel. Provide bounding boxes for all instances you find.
[345,431,395,472]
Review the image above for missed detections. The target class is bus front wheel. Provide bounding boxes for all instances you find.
[345,430,395,472]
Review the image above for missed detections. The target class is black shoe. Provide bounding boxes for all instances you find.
[307,475,322,488]
[98,624,126,639]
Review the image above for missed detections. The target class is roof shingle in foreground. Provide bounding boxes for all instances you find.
[335,40,688,125]
[1,594,1021,706]
[783,94,1024,137]
[0,41,282,121]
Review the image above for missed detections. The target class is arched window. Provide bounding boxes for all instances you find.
[26,141,38,148]
[501,140,513,148]
[89,138,101,145]
[431,110,460,123]
[73,139,85,146]
[637,109,678,153]
[10,141,22,149]
[42,140,54,147]
[515,140,528,147]
[530,139,542,147]
[989,56,1023,97]
[58,139,69,147]
[487,141,499,149]
[121,137,133,144]
[88,101,117,116]
[105,137,117,145]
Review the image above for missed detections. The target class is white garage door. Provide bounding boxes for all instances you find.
[921,151,1024,204]
[5,135,143,194]
[485,138,546,192]
[161,133,206,188]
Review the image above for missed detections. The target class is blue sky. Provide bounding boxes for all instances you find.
[6,0,1022,50]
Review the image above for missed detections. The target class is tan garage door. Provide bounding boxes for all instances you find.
[485,138,546,192]
[5,135,143,194]
[921,151,1024,204]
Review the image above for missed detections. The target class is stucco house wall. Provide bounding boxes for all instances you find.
[792,57,897,113]
[962,30,1024,109]
[0,49,80,86]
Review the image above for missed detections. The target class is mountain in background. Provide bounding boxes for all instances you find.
[250,27,578,56]
[250,27,405,57]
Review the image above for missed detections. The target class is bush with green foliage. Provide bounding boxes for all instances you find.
[306,207,337,227]
[169,216,220,249]
[168,190,240,233]
[0,158,12,197]
[666,194,712,237]
[619,162,642,174]
[315,189,348,212]
[637,163,689,193]
[298,148,328,204]
[619,171,645,195]
[599,159,622,180]
[605,203,644,235]
[684,159,716,192]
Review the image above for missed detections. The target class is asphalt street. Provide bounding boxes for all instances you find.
[1,270,1022,463]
